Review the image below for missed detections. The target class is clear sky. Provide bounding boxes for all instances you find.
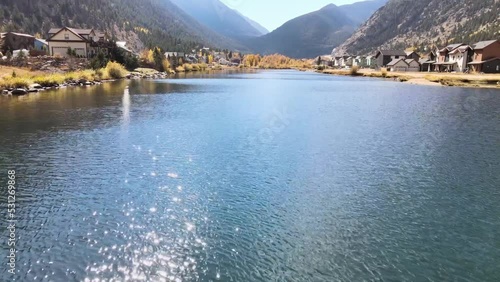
[220,0,361,32]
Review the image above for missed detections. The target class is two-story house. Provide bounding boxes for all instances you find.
[468,40,500,73]
[47,27,104,57]
[374,50,407,69]
[434,43,465,72]
[0,32,35,54]
[448,45,472,72]
[419,51,437,72]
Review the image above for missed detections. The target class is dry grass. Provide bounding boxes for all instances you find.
[322,68,500,88]
[0,62,128,90]
[0,76,31,88]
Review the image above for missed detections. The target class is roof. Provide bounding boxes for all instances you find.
[472,40,499,50]
[449,45,471,54]
[439,43,464,53]
[47,27,86,41]
[35,38,48,45]
[48,27,94,37]
[405,59,419,65]
[4,32,35,38]
[377,50,407,57]
[419,58,432,64]
[387,58,407,66]
[434,62,457,65]
[468,57,500,65]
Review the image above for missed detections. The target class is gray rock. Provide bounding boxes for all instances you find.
[29,83,43,89]
[12,88,28,95]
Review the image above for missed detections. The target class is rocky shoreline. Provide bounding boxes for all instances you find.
[1,71,170,96]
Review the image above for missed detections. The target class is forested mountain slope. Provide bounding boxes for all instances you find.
[0,0,247,52]
[334,0,500,55]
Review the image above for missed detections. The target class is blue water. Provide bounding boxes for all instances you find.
[0,70,499,281]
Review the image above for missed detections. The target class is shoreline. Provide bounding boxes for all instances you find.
[320,68,500,89]
[2,66,499,97]
[0,65,242,96]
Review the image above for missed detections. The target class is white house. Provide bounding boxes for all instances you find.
[337,57,346,68]
[448,45,471,72]
[47,27,103,57]
[366,55,375,68]
[353,56,366,67]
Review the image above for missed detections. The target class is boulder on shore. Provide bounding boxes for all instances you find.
[12,88,28,95]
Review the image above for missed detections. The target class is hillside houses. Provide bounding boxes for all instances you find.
[329,39,500,73]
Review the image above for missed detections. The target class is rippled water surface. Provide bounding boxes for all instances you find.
[1,70,499,281]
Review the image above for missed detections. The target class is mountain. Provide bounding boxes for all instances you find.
[245,1,387,58]
[0,0,247,52]
[235,11,269,35]
[338,0,388,24]
[170,0,265,39]
[335,0,500,55]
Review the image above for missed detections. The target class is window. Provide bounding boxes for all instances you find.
[395,56,399,59]
[64,34,69,40]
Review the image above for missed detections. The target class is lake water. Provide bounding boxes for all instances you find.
[0,70,499,281]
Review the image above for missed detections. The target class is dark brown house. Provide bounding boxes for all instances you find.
[468,40,500,73]
[374,50,407,68]
[419,51,437,72]
[0,32,35,53]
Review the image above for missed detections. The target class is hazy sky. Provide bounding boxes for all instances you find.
[220,0,360,31]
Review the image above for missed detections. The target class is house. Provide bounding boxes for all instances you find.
[419,51,437,72]
[230,57,242,65]
[34,38,48,51]
[165,52,185,58]
[334,56,345,67]
[448,45,472,72]
[116,41,135,56]
[405,59,420,72]
[315,55,333,67]
[0,32,35,53]
[374,50,407,68]
[353,56,366,67]
[387,58,409,72]
[434,43,465,72]
[468,40,500,73]
[345,56,353,67]
[47,27,104,57]
[366,55,375,68]
[405,51,420,61]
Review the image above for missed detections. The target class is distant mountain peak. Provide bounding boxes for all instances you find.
[244,0,387,58]
[170,0,265,39]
